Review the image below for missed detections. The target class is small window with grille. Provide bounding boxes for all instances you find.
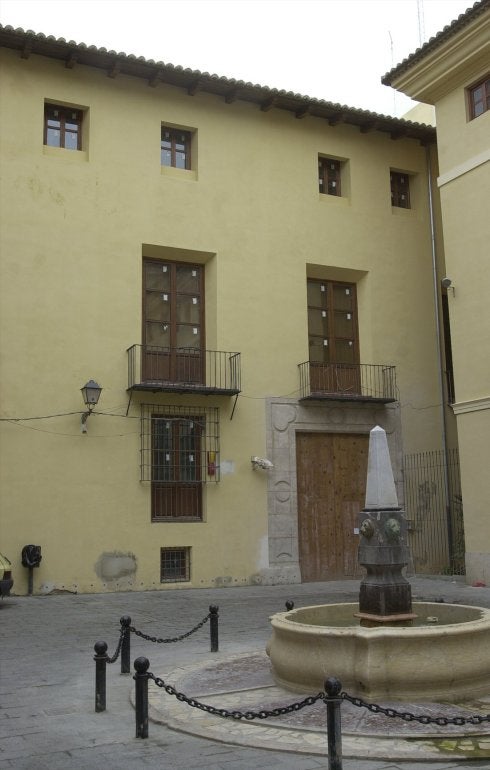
[390,171,411,209]
[318,157,342,196]
[44,103,83,150]
[141,404,219,521]
[160,547,190,583]
[161,126,192,169]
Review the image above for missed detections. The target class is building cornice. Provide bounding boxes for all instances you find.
[438,148,490,187]
[0,23,436,145]
[383,6,490,103]
[452,397,490,415]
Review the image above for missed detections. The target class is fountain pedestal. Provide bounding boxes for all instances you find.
[356,508,416,626]
[356,426,415,626]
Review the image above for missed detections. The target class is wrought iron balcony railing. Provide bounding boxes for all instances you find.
[127,345,241,395]
[298,361,397,402]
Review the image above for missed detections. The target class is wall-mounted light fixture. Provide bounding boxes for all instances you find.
[251,456,274,470]
[441,277,455,296]
[80,380,102,433]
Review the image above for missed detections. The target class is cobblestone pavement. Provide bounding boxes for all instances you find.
[1,576,490,770]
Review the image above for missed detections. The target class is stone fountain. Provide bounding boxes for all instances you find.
[267,426,490,701]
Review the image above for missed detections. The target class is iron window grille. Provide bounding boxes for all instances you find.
[141,404,220,481]
[469,77,490,120]
[390,171,411,208]
[318,157,342,196]
[141,404,219,521]
[161,127,191,169]
[160,547,191,582]
[44,104,83,150]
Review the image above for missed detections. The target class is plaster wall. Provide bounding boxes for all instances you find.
[402,102,436,126]
[383,3,490,583]
[0,48,444,592]
[439,166,490,403]
[432,53,490,583]
[434,77,490,584]
[435,85,490,176]
[458,408,490,583]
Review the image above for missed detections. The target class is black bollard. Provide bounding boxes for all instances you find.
[209,605,219,652]
[120,615,131,674]
[134,656,150,738]
[324,677,343,770]
[285,600,294,611]
[94,641,108,713]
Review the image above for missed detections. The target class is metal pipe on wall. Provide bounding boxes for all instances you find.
[426,142,454,560]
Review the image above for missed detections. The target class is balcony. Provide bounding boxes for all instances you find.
[127,345,241,395]
[298,362,397,403]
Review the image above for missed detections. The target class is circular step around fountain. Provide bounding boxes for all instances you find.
[144,651,490,761]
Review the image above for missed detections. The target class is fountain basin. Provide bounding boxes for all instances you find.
[267,602,490,701]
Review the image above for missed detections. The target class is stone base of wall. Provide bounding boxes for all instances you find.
[465,552,490,585]
[251,565,302,585]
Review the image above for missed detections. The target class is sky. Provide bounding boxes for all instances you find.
[0,0,474,117]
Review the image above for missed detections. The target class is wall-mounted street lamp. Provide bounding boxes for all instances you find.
[80,380,102,433]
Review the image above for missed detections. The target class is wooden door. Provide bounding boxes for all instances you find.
[296,432,368,581]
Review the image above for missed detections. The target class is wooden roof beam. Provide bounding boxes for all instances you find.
[188,78,201,96]
[327,112,345,126]
[390,128,408,140]
[225,88,239,104]
[360,120,379,133]
[20,38,32,59]
[107,61,121,78]
[65,53,77,69]
[295,105,309,119]
[148,69,165,87]
[260,96,277,112]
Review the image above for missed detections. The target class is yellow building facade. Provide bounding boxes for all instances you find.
[0,24,450,594]
[385,0,490,584]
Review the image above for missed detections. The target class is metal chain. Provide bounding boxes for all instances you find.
[342,692,490,726]
[130,613,210,644]
[142,671,490,727]
[149,673,324,720]
[106,627,125,664]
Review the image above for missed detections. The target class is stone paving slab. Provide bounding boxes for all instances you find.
[2,576,490,769]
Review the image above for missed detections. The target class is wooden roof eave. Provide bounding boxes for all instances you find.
[0,24,437,144]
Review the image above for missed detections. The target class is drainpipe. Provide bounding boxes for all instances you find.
[426,143,453,560]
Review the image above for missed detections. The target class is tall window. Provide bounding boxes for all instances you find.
[151,415,204,520]
[161,127,191,169]
[140,404,220,521]
[318,157,341,196]
[44,104,82,150]
[307,279,360,394]
[390,171,411,208]
[469,77,490,120]
[143,259,204,384]
[307,279,358,364]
